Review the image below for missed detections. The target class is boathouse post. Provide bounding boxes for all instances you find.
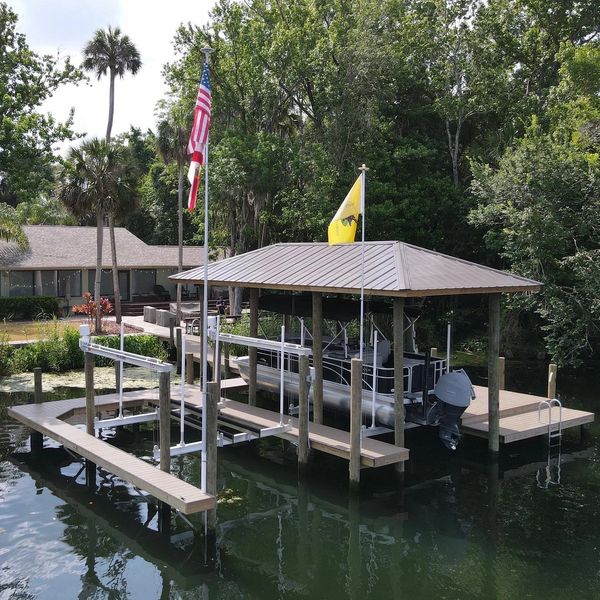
[30,367,43,459]
[298,355,310,474]
[488,294,501,453]
[249,288,259,406]
[223,342,231,378]
[498,357,506,391]
[158,370,171,473]
[393,298,405,458]
[312,292,324,424]
[548,363,557,399]
[175,327,182,375]
[350,358,362,489]
[206,380,219,534]
[185,353,194,384]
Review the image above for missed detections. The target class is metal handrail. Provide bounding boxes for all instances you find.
[538,398,563,442]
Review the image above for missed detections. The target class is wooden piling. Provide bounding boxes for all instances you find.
[214,338,222,388]
[312,292,323,424]
[175,327,182,375]
[430,347,438,358]
[498,357,506,391]
[206,380,219,533]
[159,371,171,473]
[298,355,310,474]
[393,298,405,457]
[548,363,557,399]
[30,367,43,458]
[349,358,362,490]
[249,288,259,406]
[488,294,501,454]
[185,353,194,384]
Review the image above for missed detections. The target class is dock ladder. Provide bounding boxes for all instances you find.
[536,398,563,488]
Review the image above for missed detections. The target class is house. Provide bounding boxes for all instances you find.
[0,226,203,310]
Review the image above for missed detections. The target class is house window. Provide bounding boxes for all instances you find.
[58,270,82,297]
[9,271,34,297]
[134,269,156,295]
[86,269,130,300]
[40,271,56,296]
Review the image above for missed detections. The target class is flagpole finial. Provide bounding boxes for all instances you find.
[201,47,214,62]
[359,164,369,172]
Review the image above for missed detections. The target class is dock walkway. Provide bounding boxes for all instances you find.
[461,385,594,443]
[8,394,215,515]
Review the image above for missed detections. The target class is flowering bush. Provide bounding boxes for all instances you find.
[72,292,113,334]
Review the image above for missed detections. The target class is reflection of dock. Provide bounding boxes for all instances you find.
[8,392,215,515]
[461,385,594,443]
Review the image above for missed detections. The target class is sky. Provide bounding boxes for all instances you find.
[7,0,216,152]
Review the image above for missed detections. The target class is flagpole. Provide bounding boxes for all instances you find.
[358,164,368,361]
[200,47,213,494]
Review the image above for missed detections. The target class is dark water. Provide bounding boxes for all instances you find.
[1,362,599,600]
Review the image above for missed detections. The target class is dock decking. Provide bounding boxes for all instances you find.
[8,395,215,515]
[461,385,594,443]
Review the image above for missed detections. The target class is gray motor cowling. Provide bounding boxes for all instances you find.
[429,369,475,450]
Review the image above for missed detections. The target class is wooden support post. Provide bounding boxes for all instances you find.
[393,298,405,457]
[206,380,219,534]
[488,293,501,454]
[548,363,557,399]
[175,327,182,375]
[298,355,310,475]
[215,339,222,388]
[223,343,231,379]
[169,319,175,350]
[498,357,506,391]
[185,353,194,384]
[349,358,362,490]
[312,292,323,424]
[248,288,259,406]
[30,367,43,458]
[159,371,171,473]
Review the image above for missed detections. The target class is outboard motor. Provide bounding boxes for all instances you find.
[428,369,475,450]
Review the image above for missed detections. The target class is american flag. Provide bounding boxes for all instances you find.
[187,61,212,210]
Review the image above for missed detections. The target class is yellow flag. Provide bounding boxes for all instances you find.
[327,175,362,245]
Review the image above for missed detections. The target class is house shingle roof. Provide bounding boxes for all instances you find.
[0,226,203,270]
[171,241,541,297]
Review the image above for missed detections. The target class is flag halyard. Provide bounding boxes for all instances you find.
[327,175,362,245]
[187,61,212,210]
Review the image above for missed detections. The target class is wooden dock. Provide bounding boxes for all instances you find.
[461,385,594,443]
[8,394,215,515]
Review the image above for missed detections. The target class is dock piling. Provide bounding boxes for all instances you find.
[487,294,501,454]
[393,298,405,466]
[249,288,259,406]
[298,355,310,475]
[312,292,324,424]
[548,363,557,399]
[349,358,362,490]
[185,353,194,384]
[498,357,506,391]
[30,367,43,459]
[223,343,231,379]
[206,380,219,534]
[158,371,171,473]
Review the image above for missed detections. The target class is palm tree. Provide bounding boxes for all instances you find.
[156,104,188,320]
[83,26,142,323]
[0,202,28,247]
[59,138,135,333]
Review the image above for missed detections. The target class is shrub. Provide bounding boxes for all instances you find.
[93,334,168,366]
[0,332,15,376]
[0,296,59,320]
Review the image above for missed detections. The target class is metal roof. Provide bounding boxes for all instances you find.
[0,226,203,271]
[170,241,541,297]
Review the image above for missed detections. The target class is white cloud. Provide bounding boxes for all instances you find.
[6,0,215,153]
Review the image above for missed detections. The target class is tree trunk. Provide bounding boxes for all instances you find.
[106,70,116,141]
[95,208,104,333]
[176,159,184,321]
[108,213,121,324]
